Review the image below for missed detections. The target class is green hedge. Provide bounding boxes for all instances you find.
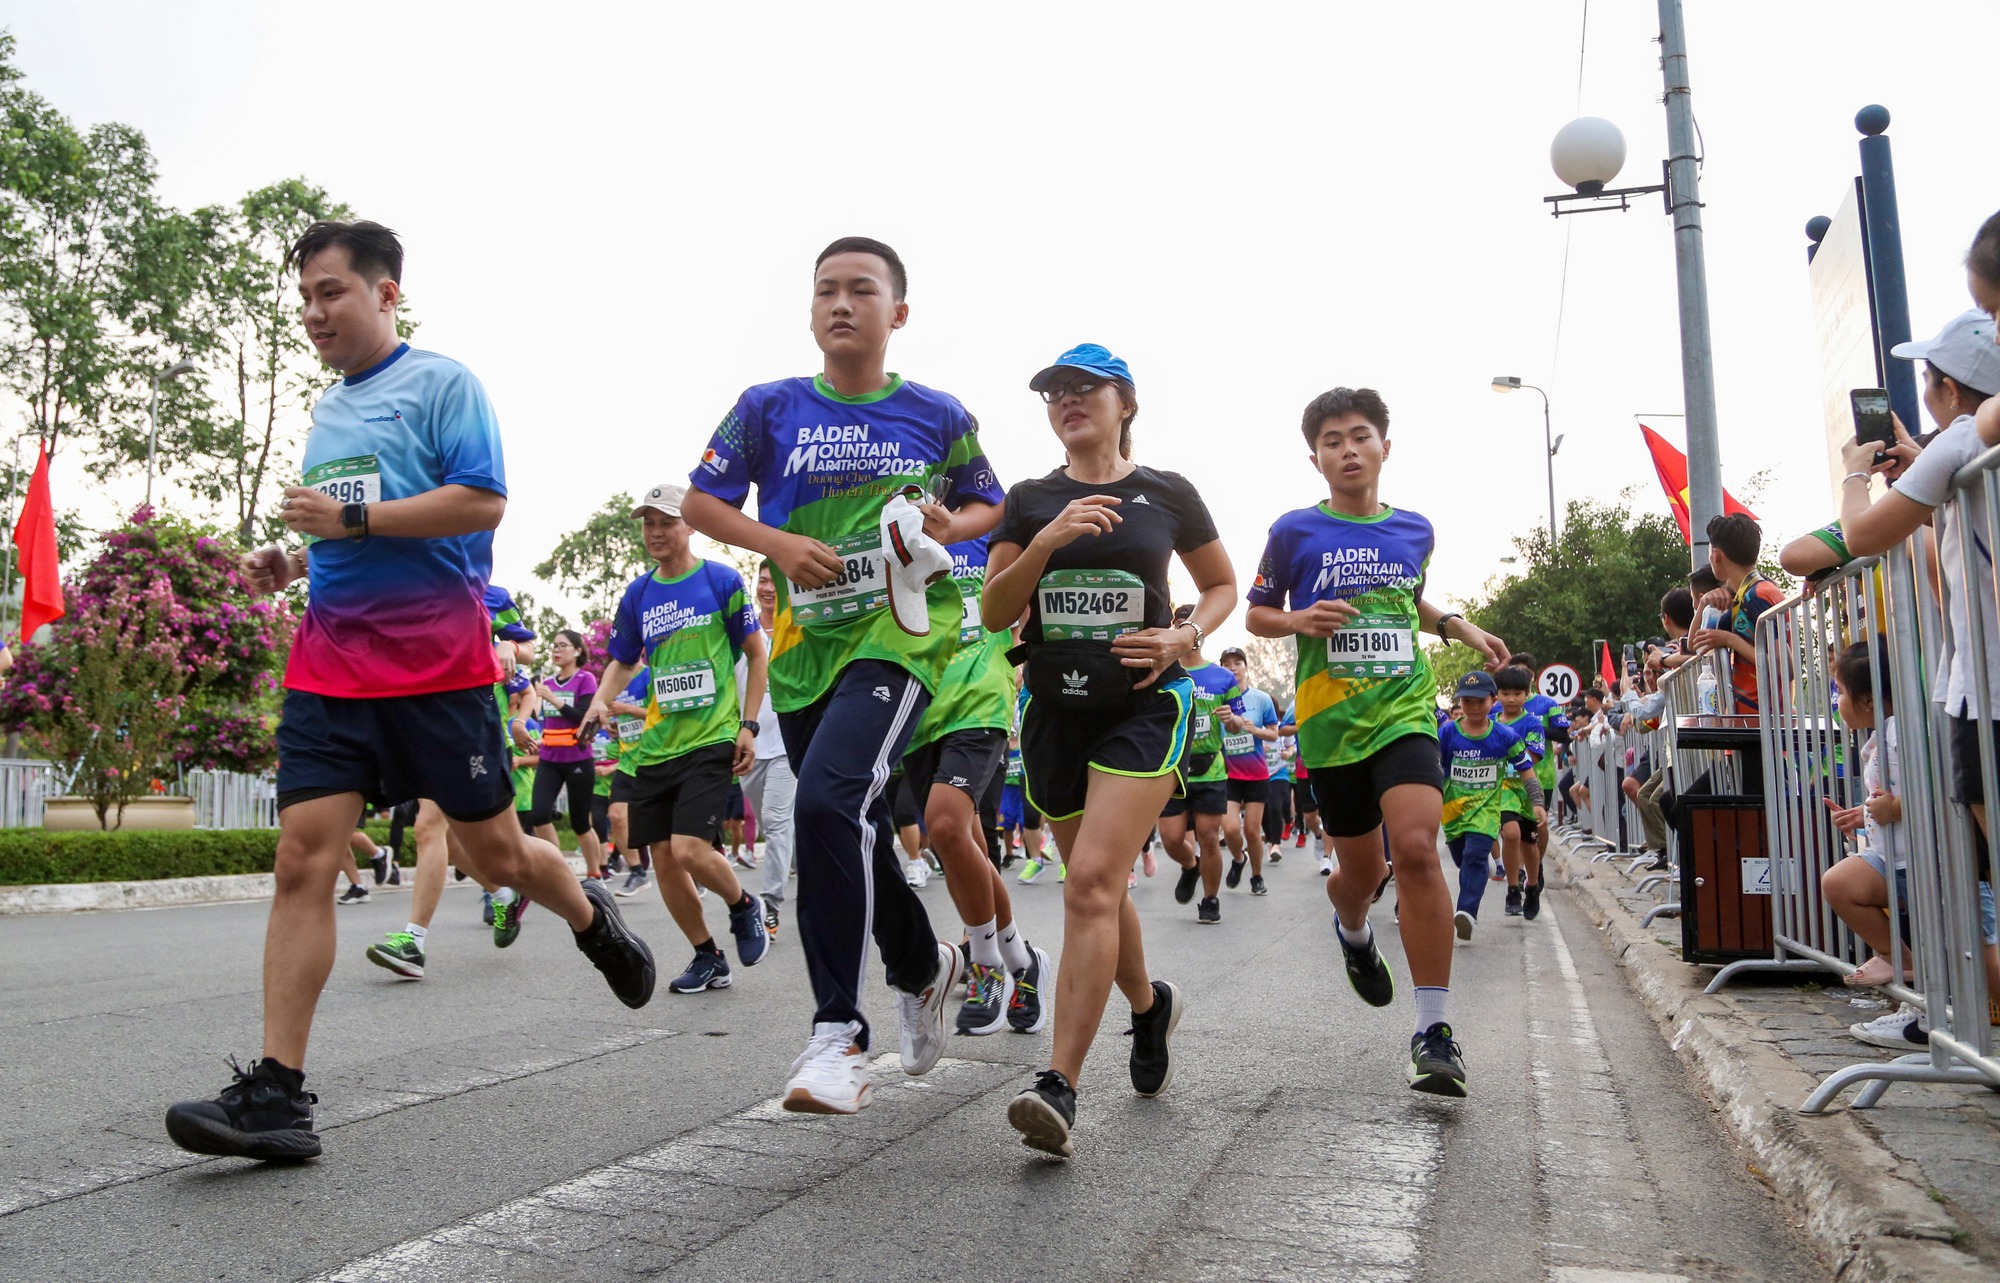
[0,819,580,886]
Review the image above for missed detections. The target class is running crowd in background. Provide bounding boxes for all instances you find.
[158,209,2000,1168]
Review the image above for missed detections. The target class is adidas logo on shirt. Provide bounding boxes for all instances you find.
[1131,494,1150,505]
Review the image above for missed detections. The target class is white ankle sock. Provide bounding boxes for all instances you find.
[493,887,516,906]
[966,917,1002,968]
[1415,986,1449,1035]
[406,923,427,943]
[1336,918,1373,948]
[997,921,1033,972]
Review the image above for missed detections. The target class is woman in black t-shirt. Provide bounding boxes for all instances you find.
[981,343,1236,1159]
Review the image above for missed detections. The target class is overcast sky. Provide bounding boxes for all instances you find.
[9,1,1999,655]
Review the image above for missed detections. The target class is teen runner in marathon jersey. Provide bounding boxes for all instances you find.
[165,222,654,1161]
[903,535,1055,1036]
[1245,386,1506,1098]
[1218,648,1281,894]
[588,483,771,995]
[528,629,608,878]
[984,343,1236,1158]
[681,237,1002,1114]
[1439,670,1544,942]
[1161,608,1242,925]
[1492,665,1550,919]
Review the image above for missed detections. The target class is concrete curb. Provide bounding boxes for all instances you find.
[1553,837,1997,1282]
[0,857,592,916]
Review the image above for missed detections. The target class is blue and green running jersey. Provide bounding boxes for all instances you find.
[606,560,759,767]
[688,375,1004,714]
[1246,503,1438,769]
[610,668,650,779]
[1004,744,1024,786]
[1182,659,1245,784]
[512,721,540,813]
[591,729,615,798]
[1494,708,1547,814]
[1522,692,1570,791]
[1440,718,1535,840]
[909,536,1015,749]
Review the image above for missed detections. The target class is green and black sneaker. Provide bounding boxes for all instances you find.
[493,893,529,949]
[1336,923,1394,1008]
[1409,1022,1468,1098]
[365,931,425,980]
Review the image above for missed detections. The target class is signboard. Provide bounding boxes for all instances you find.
[1538,664,1580,702]
[1809,179,1884,504]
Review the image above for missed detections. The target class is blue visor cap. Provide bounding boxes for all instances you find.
[1029,343,1134,394]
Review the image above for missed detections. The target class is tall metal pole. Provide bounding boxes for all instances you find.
[1856,106,1917,435]
[1658,0,1722,572]
[1540,393,1559,543]
[145,374,160,511]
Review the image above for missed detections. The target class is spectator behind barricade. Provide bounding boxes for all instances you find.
[1616,588,1696,869]
[1821,640,1910,990]
[1566,688,1612,817]
[1965,212,2000,449]
[1689,514,1784,714]
[1649,586,1697,674]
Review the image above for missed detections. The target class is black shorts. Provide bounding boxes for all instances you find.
[724,781,745,821]
[276,686,514,823]
[1225,777,1269,807]
[626,742,734,848]
[890,771,922,829]
[904,728,1008,815]
[1308,733,1446,839]
[591,793,611,842]
[1293,776,1317,814]
[1950,713,2000,807]
[1022,676,1192,822]
[609,770,635,805]
[1161,778,1227,818]
[1501,811,1541,845]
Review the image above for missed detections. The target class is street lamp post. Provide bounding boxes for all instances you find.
[1491,376,1559,543]
[1539,0,1721,572]
[145,357,197,511]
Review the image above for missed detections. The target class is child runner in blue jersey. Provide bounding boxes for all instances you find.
[1492,665,1550,918]
[1439,671,1545,942]
[1510,651,1572,904]
[166,222,654,1162]
[1218,647,1282,894]
[681,238,1004,1116]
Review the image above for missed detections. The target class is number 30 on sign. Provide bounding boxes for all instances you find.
[1537,664,1579,702]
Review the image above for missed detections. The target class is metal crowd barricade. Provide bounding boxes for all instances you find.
[186,769,280,830]
[0,757,58,827]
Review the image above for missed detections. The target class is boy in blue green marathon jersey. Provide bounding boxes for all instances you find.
[1439,670,1545,943]
[1493,665,1550,919]
[1218,648,1282,895]
[589,483,771,996]
[682,237,1003,1115]
[1159,612,1243,924]
[1509,651,1572,905]
[902,535,1055,1038]
[1245,386,1508,1099]
[166,222,655,1163]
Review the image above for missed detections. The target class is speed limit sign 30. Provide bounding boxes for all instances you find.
[1538,664,1579,702]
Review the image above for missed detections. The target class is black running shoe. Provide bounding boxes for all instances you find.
[1173,864,1200,905]
[1372,869,1393,904]
[574,879,656,1009]
[1197,896,1220,924]
[1249,875,1267,897]
[336,884,369,905]
[1523,883,1542,921]
[369,849,390,885]
[1129,980,1182,1096]
[1008,1069,1076,1158]
[1008,944,1053,1034]
[1337,924,1395,1008]
[1504,885,1524,917]
[164,1057,321,1160]
[1225,857,1246,890]
[493,893,529,948]
[1410,1022,1468,1097]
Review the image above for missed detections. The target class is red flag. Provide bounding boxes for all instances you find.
[13,443,65,643]
[1599,642,1618,694]
[1639,424,1756,544]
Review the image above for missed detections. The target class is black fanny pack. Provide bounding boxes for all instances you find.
[1010,640,1140,714]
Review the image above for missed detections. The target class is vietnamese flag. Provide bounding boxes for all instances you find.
[1599,642,1619,694]
[13,442,64,643]
[1639,424,1756,544]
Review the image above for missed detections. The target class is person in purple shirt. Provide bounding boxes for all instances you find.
[529,628,607,878]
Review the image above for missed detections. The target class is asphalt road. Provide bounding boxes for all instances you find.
[0,844,1824,1283]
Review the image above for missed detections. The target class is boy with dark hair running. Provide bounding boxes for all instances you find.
[1246,386,1506,1097]
[681,236,1003,1114]
[1440,670,1545,942]
[1492,664,1550,919]
[1161,605,1243,924]
[165,221,654,1161]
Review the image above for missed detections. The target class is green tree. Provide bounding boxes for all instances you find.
[0,32,194,461]
[1463,497,1691,674]
[534,494,648,621]
[1239,635,1297,711]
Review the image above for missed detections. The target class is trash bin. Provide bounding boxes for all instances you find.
[1671,715,1773,964]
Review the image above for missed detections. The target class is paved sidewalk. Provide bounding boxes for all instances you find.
[1555,835,2000,1282]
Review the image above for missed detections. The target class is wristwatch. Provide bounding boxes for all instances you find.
[339,501,369,541]
[740,719,761,736]
[1434,612,1463,640]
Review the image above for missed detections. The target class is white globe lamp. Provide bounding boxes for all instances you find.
[1550,117,1627,195]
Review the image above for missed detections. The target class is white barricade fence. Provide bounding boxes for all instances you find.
[185,769,280,830]
[0,757,59,827]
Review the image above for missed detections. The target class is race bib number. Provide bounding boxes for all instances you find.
[1038,569,1145,641]
[790,532,887,626]
[1194,711,1213,740]
[616,716,645,744]
[591,736,614,763]
[1326,614,1415,678]
[303,454,382,506]
[540,689,574,720]
[957,578,983,644]
[653,661,718,712]
[1450,759,1500,788]
[1223,730,1255,757]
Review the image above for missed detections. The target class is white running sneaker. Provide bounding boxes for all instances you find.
[782,1021,872,1114]
[1318,856,1334,877]
[896,941,964,1076]
[1849,1002,1930,1050]
[1453,909,1475,942]
[904,859,930,889]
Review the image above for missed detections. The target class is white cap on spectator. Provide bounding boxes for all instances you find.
[1891,309,2000,398]
[631,482,686,518]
